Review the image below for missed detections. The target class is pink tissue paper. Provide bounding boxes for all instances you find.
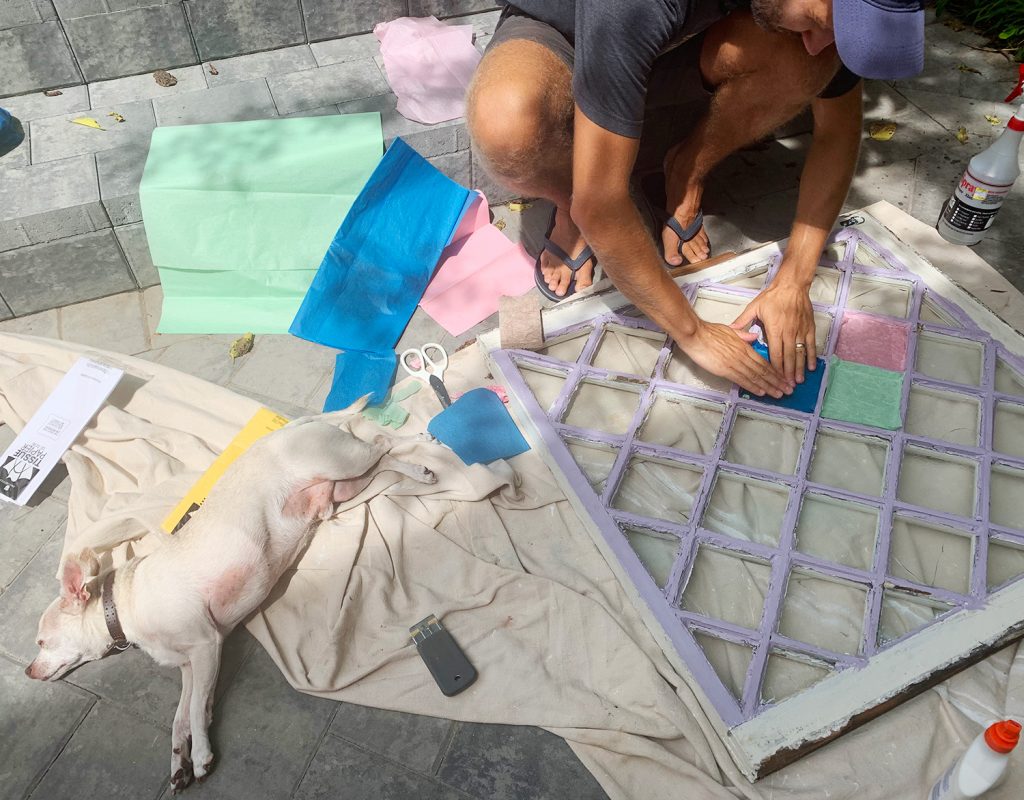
[420,193,536,336]
[834,311,911,372]
[374,16,482,125]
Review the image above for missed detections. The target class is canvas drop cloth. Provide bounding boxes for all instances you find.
[1,330,1022,800]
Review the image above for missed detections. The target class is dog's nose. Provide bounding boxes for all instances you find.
[24,664,34,678]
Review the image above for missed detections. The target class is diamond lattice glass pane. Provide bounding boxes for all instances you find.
[877,590,952,648]
[905,385,981,447]
[847,275,912,317]
[987,537,1024,591]
[693,632,753,701]
[915,333,984,387]
[888,515,973,594]
[919,295,960,328]
[623,526,679,588]
[813,311,833,353]
[681,547,770,630]
[778,570,868,655]
[564,438,618,494]
[663,345,733,394]
[897,446,978,519]
[591,325,666,378]
[807,267,842,305]
[853,241,893,270]
[639,394,724,455]
[995,357,1024,397]
[519,365,567,414]
[795,494,878,570]
[693,290,747,326]
[702,473,789,547]
[725,411,805,475]
[993,401,1024,459]
[761,652,833,705]
[809,429,888,497]
[721,264,769,290]
[564,381,642,435]
[822,241,846,262]
[538,329,591,362]
[990,464,1024,531]
[612,457,703,524]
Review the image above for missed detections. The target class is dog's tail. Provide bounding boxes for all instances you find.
[284,394,372,429]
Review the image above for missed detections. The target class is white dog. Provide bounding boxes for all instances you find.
[25,403,435,792]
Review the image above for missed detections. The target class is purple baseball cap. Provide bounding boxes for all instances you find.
[833,0,925,80]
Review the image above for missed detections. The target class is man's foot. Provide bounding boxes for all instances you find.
[662,148,711,266]
[539,206,596,298]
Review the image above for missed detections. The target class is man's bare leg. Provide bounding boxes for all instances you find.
[662,12,841,265]
[467,41,593,297]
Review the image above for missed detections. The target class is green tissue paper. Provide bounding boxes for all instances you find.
[821,356,904,430]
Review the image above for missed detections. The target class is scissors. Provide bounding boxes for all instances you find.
[400,343,451,408]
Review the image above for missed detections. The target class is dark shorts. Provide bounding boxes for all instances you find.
[487,5,718,171]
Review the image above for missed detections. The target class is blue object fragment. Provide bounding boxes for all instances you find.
[0,108,25,159]
[290,137,472,351]
[323,349,397,412]
[743,340,825,413]
[427,388,530,465]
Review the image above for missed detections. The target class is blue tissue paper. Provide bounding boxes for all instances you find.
[744,340,825,413]
[323,349,397,412]
[427,389,530,465]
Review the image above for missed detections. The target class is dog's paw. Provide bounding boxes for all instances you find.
[191,742,215,782]
[169,753,194,794]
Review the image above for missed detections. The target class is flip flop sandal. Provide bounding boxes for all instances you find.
[534,208,598,302]
[638,171,706,262]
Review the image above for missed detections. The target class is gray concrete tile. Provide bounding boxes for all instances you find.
[144,334,245,386]
[139,283,200,352]
[0,308,60,337]
[206,44,317,87]
[229,333,336,408]
[11,202,111,248]
[410,0,497,18]
[438,722,608,800]
[447,9,501,38]
[152,78,277,126]
[2,126,30,168]
[185,0,306,61]
[859,82,952,169]
[1,85,89,122]
[0,0,43,27]
[0,652,95,800]
[64,4,196,83]
[0,230,136,316]
[297,734,465,800]
[88,64,207,108]
[896,87,1018,145]
[330,703,454,773]
[302,0,407,41]
[846,157,917,216]
[225,384,316,420]
[337,92,464,159]
[0,532,64,663]
[106,0,179,10]
[719,137,805,204]
[280,104,341,119]
[0,495,67,590]
[51,0,107,18]
[0,152,99,222]
[471,149,517,206]
[310,33,379,67]
[96,143,147,226]
[61,290,149,353]
[183,643,337,800]
[974,236,1024,296]
[268,59,389,116]
[429,148,471,188]
[29,98,157,163]
[0,21,81,97]
[0,221,31,253]
[29,701,169,800]
[0,298,12,320]
[114,221,156,286]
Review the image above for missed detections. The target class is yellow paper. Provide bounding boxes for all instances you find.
[71,117,104,130]
[161,407,288,533]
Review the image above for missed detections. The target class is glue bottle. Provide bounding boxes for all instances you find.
[937,104,1024,246]
[928,719,1021,799]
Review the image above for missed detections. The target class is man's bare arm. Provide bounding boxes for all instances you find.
[570,109,790,398]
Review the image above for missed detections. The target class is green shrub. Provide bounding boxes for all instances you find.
[936,0,1024,61]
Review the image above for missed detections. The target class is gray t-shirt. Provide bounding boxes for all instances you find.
[501,0,859,138]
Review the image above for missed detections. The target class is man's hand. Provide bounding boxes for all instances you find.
[731,279,816,385]
[677,320,792,398]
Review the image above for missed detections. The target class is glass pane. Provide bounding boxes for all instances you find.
[639,394,724,455]
[990,464,1024,532]
[853,241,893,270]
[987,538,1024,591]
[693,632,753,701]
[809,429,888,497]
[564,438,618,494]
[993,401,1024,459]
[847,275,912,318]
[808,267,842,305]
[693,291,747,326]
[663,344,734,394]
[795,494,878,571]
[888,515,973,594]
[721,265,769,290]
[919,295,960,328]
[915,332,984,387]
[612,458,703,524]
[822,241,846,263]
[623,526,679,588]
[778,570,868,655]
[725,411,805,475]
[681,547,770,630]
[519,366,567,414]
[761,652,832,704]
[897,446,978,519]
[564,381,642,435]
[905,385,980,447]
[591,326,666,378]
[702,473,789,547]
[995,356,1024,397]
[537,329,590,363]
[877,590,951,647]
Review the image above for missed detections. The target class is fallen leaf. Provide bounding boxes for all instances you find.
[508,199,532,212]
[946,19,966,32]
[494,219,507,231]
[107,112,125,123]
[208,63,219,76]
[70,117,104,130]
[229,333,255,360]
[985,114,1001,125]
[44,89,63,97]
[957,63,982,75]
[956,126,969,144]
[868,121,897,141]
[153,69,178,87]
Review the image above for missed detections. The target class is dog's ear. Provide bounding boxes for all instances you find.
[59,549,100,612]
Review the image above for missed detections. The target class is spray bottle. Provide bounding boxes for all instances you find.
[936,104,1024,246]
[928,719,1020,799]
